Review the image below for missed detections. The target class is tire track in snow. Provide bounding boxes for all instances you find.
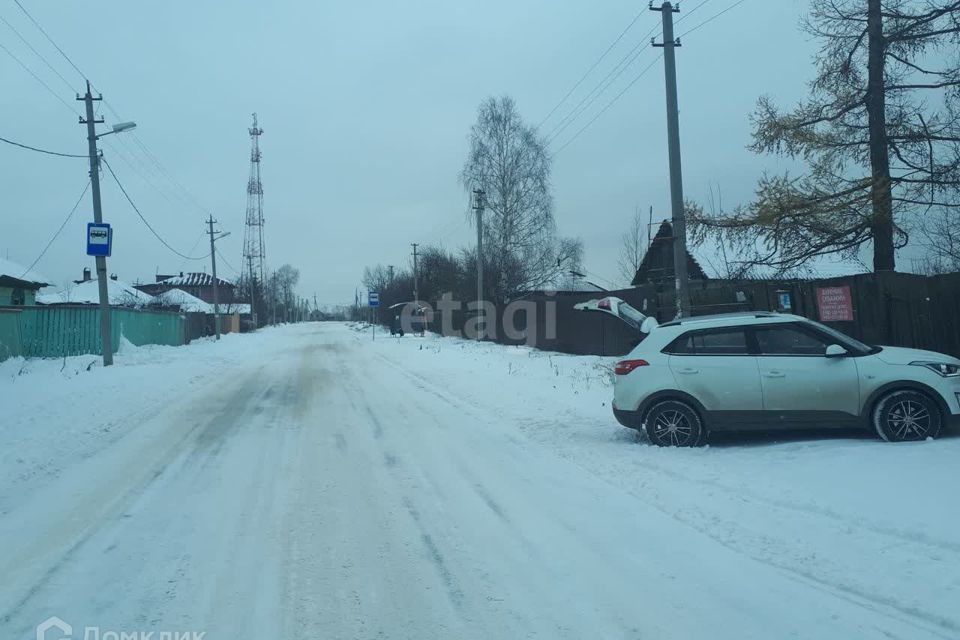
[373,343,960,639]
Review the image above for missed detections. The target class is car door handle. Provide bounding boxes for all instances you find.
[677,367,700,375]
[763,371,786,378]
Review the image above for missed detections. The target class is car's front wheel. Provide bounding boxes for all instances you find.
[872,390,943,442]
[644,400,705,447]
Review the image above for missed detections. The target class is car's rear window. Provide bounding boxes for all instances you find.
[664,327,749,355]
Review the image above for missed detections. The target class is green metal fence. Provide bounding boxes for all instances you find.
[0,305,185,360]
[0,309,23,361]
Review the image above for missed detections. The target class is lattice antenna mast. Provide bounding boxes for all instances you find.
[243,112,266,289]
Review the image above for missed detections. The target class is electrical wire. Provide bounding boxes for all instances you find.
[538,6,649,129]
[20,179,90,278]
[677,0,749,38]
[0,41,77,114]
[101,156,210,261]
[674,0,714,25]
[0,134,85,158]
[550,0,749,155]
[544,21,662,145]
[216,247,239,277]
[176,231,208,273]
[7,1,216,223]
[12,0,86,80]
[552,54,663,155]
[0,13,77,93]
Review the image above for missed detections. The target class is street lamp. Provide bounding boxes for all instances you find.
[79,80,136,367]
[96,122,137,139]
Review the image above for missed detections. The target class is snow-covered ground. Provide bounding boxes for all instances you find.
[1,323,958,640]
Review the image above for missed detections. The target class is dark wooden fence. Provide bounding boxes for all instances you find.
[423,272,960,358]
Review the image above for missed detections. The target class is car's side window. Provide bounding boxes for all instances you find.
[665,328,749,355]
[755,325,831,356]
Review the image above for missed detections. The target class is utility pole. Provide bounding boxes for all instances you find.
[652,1,691,318]
[206,216,222,340]
[388,265,394,282]
[472,188,485,341]
[80,81,112,366]
[411,243,419,306]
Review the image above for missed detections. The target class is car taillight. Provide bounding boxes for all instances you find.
[614,359,649,375]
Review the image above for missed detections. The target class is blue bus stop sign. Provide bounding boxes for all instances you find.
[87,223,112,257]
[368,291,380,307]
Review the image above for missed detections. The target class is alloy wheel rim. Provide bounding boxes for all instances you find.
[653,410,694,446]
[887,400,931,440]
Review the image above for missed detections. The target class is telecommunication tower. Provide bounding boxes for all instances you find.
[243,113,266,296]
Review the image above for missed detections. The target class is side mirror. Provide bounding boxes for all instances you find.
[825,344,848,358]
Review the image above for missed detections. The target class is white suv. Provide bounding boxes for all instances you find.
[576,298,960,446]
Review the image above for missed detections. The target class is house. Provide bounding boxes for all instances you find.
[153,288,214,313]
[0,257,50,305]
[631,221,708,286]
[135,272,236,304]
[38,270,154,307]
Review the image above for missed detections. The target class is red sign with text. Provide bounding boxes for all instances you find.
[816,286,854,322]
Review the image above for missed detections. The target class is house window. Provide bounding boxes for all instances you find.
[11,288,25,305]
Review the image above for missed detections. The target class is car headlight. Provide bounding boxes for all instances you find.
[910,361,960,377]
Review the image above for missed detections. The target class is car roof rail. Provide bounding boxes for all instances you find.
[658,311,779,328]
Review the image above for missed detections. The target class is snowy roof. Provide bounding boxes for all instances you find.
[37,277,155,306]
[0,257,50,288]
[154,288,213,313]
[156,272,234,288]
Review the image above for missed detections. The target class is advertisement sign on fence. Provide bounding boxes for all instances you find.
[816,285,854,322]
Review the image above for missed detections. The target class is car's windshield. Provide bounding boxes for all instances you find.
[804,319,876,354]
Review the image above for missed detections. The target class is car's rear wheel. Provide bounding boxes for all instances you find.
[872,390,943,442]
[644,400,705,447]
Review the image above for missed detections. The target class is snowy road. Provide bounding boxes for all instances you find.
[2,323,958,639]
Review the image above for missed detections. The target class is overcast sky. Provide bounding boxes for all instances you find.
[1,0,819,304]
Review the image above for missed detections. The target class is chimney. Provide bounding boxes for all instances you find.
[82,267,91,282]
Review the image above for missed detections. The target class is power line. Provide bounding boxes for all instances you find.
[0,41,77,114]
[544,21,662,145]
[0,13,77,93]
[538,6,649,129]
[216,247,239,276]
[177,231,208,272]
[550,0,748,155]
[678,0,749,38]
[12,0,86,80]
[6,1,216,223]
[101,156,209,261]
[552,54,663,155]
[674,0,714,25]
[20,179,90,278]
[0,134,85,158]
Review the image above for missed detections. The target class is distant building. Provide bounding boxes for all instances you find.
[0,257,49,305]
[631,221,708,286]
[134,272,236,304]
[38,269,154,307]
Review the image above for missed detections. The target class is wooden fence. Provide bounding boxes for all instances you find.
[424,272,960,358]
